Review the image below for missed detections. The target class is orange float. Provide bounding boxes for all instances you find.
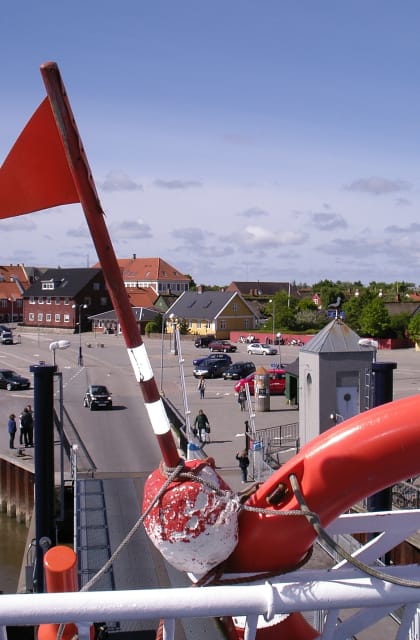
[226,394,420,573]
[37,546,94,640]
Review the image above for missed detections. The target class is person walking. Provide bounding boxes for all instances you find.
[236,449,250,483]
[8,414,17,449]
[197,376,206,399]
[21,406,34,447]
[238,388,247,411]
[193,409,210,443]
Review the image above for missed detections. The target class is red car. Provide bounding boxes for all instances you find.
[234,369,286,396]
[208,340,237,353]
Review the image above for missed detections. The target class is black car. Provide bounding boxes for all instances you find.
[192,352,233,367]
[194,335,215,348]
[0,369,30,390]
[83,384,113,410]
[193,354,232,378]
[222,361,256,380]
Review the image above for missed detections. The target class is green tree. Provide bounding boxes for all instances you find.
[407,313,420,344]
[389,312,410,339]
[359,298,391,338]
[342,289,374,333]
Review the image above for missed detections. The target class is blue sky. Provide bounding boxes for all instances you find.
[1,1,420,286]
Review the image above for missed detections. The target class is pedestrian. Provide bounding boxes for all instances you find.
[20,407,33,447]
[8,414,17,449]
[24,406,34,447]
[197,376,206,399]
[18,410,25,445]
[238,388,246,411]
[193,409,210,443]
[236,449,250,483]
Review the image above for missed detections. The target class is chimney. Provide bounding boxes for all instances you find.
[133,253,136,260]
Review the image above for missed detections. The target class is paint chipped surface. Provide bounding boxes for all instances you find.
[143,462,239,575]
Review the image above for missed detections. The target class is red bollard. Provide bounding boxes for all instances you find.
[37,545,94,640]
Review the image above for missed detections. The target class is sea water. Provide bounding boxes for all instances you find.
[0,512,28,594]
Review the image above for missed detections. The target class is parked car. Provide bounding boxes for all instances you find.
[222,361,256,380]
[0,369,30,390]
[83,384,113,410]
[247,342,278,356]
[208,340,237,353]
[193,352,233,367]
[193,354,232,378]
[0,328,13,345]
[194,335,215,348]
[234,369,286,395]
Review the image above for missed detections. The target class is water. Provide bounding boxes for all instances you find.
[0,512,28,594]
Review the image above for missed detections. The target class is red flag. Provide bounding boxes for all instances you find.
[0,97,78,219]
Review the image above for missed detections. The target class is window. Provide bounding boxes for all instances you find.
[38,297,44,304]
[55,297,60,305]
[100,297,108,306]
[46,314,52,322]
[232,303,238,313]
[46,297,51,305]
[63,314,70,323]
[37,313,43,322]
[29,297,35,304]
[42,281,54,290]
[244,319,249,329]
[220,320,226,329]
[93,282,100,291]
[196,321,201,329]
[29,313,34,321]
[55,314,60,322]
[64,297,69,305]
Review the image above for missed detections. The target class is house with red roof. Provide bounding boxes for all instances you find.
[92,255,190,296]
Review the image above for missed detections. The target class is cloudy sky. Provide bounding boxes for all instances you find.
[1,1,420,286]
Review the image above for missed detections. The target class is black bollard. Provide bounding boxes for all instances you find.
[366,362,397,513]
[30,362,57,592]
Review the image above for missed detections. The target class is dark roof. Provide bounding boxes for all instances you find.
[301,319,366,353]
[23,268,102,297]
[88,307,161,322]
[166,290,258,320]
[227,281,300,297]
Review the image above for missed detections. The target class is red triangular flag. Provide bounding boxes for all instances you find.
[0,97,79,219]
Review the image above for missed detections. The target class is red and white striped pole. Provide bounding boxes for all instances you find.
[40,62,180,469]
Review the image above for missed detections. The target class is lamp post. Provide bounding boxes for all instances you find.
[72,303,88,366]
[8,296,14,323]
[269,299,275,345]
[49,340,71,367]
[169,313,178,355]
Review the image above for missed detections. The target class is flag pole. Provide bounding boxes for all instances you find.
[40,62,180,468]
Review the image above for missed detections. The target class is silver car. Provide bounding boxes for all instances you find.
[247,343,278,356]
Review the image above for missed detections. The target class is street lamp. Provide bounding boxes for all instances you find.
[49,340,71,367]
[72,303,88,366]
[8,296,15,323]
[169,313,178,355]
[269,299,275,345]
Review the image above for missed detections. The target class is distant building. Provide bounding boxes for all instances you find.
[226,281,299,299]
[166,290,259,338]
[92,255,190,296]
[0,264,29,323]
[22,268,110,331]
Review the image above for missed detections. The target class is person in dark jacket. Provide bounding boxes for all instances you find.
[8,414,16,449]
[193,409,210,443]
[236,449,250,482]
[20,407,33,447]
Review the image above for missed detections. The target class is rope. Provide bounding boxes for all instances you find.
[80,461,186,593]
[288,473,420,589]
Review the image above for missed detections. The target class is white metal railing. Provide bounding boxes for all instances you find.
[1,510,419,639]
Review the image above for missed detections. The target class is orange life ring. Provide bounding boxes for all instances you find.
[226,394,420,574]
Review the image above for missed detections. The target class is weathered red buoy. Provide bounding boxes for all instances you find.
[143,458,239,577]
